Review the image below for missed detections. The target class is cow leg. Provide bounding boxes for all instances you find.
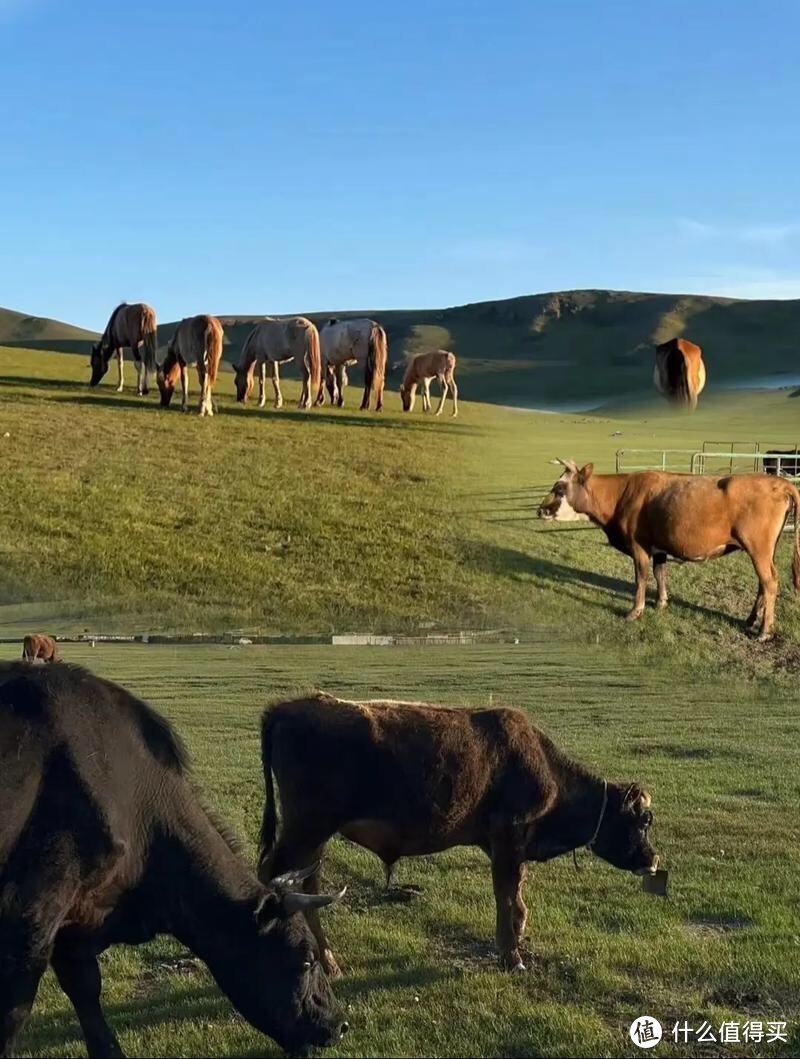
[271,362,283,409]
[0,956,47,1058]
[490,850,528,971]
[268,834,341,978]
[745,588,764,630]
[51,944,124,1058]
[653,553,669,610]
[626,545,651,620]
[747,547,778,640]
[114,350,124,393]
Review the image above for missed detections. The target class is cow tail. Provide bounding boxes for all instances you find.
[257,711,278,881]
[306,325,322,408]
[791,485,800,592]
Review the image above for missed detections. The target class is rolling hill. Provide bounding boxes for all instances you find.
[5,289,800,406]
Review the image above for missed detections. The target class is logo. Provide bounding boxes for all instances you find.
[630,1016,663,1049]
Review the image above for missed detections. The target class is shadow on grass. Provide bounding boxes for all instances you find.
[467,543,745,628]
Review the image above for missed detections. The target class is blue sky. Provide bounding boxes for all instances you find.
[2,0,799,329]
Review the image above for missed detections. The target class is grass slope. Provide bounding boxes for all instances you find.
[3,642,797,1059]
[2,345,800,681]
[0,305,98,354]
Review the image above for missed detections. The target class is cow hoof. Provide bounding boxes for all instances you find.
[116,385,124,393]
[757,631,775,643]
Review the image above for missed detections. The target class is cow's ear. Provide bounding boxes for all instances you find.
[579,463,594,482]
[254,891,283,930]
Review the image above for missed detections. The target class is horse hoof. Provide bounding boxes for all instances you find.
[625,609,644,621]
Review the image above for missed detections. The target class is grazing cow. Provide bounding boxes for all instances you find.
[319,318,388,411]
[0,663,347,1058]
[538,459,800,640]
[21,633,59,663]
[258,692,659,975]
[90,303,158,396]
[157,315,224,417]
[763,449,800,478]
[399,350,458,417]
[233,317,321,410]
[653,338,706,411]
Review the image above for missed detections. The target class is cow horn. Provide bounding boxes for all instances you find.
[281,887,347,915]
[554,457,578,473]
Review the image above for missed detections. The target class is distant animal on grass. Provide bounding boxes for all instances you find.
[653,338,706,411]
[90,303,158,396]
[157,315,224,416]
[21,633,59,663]
[763,449,800,478]
[233,317,321,410]
[0,662,347,1059]
[399,350,458,416]
[319,318,388,411]
[538,459,800,640]
[258,692,659,975]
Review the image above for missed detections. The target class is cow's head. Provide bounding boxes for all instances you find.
[217,866,348,1054]
[89,341,109,386]
[537,459,593,521]
[590,782,659,876]
[233,362,253,402]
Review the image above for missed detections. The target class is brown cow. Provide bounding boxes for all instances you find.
[258,693,659,975]
[21,634,59,663]
[653,337,706,411]
[90,303,158,396]
[538,459,800,640]
[157,315,224,416]
[399,350,458,417]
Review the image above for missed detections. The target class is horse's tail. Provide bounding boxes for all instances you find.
[142,306,158,372]
[257,709,279,881]
[367,323,387,407]
[206,319,223,386]
[305,323,322,408]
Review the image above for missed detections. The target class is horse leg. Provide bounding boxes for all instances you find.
[271,362,283,409]
[115,350,124,393]
[181,364,189,412]
[336,365,346,407]
[258,361,267,408]
[435,376,448,416]
[449,373,458,416]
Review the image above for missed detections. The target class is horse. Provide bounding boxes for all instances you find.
[233,318,321,410]
[90,303,158,395]
[157,315,224,416]
[319,318,388,412]
[654,338,706,411]
[399,350,458,416]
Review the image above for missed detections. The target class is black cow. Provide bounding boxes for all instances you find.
[762,449,800,477]
[0,662,348,1058]
[258,693,660,975]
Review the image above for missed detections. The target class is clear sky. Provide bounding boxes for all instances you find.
[2,0,799,329]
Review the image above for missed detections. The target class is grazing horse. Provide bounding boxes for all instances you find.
[233,317,321,410]
[400,350,458,417]
[653,338,706,411]
[90,303,158,396]
[319,318,388,411]
[21,634,59,663]
[157,315,224,416]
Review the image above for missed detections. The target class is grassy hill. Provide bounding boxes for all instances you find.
[3,343,800,680]
[0,304,98,354]
[7,289,800,407]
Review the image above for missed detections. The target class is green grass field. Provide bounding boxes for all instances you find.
[2,642,797,1059]
[2,344,800,681]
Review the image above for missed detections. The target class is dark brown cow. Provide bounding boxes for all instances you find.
[258,693,659,974]
[653,337,706,410]
[538,459,800,640]
[0,663,347,1058]
[21,634,59,663]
